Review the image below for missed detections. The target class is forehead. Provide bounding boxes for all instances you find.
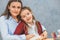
[22,9,30,13]
[21,9,31,16]
[10,2,21,6]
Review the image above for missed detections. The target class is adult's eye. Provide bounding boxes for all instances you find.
[17,6,21,9]
[12,6,15,8]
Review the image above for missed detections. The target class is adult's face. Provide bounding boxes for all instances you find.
[8,2,21,17]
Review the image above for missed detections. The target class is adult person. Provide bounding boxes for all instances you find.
[0,0,31,40]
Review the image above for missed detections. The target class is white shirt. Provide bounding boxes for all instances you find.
[0,16,26,40]
[27,20,46,36]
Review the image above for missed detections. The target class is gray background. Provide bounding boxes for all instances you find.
[0,0,60,39]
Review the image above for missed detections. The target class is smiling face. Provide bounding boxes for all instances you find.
[8,2,22,17]
[21,9,33,24]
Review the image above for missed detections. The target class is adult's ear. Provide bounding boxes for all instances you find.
[8,5,10,10]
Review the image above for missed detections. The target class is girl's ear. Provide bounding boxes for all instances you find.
[32,15,35,20]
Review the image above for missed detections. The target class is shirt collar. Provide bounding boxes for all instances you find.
[27,20,36,27]
[9,16,18,23]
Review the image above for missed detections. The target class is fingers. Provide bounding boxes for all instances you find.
[41,31,48,39]
[26,34,35,40]
[29,34,35,38]
[36,38,43,40]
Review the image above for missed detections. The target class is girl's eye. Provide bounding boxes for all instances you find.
[27,13,29,15]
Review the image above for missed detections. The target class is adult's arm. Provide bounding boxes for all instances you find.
[0,16,26,40]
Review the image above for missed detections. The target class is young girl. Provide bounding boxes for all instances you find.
[14,7,48,40]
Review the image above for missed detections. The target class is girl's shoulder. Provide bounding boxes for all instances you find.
[36,20,41,24]
[35,20,42,26]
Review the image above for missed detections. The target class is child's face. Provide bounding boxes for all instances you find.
[21,9,33,23]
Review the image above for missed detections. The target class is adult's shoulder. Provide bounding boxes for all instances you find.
[0,16,7,20]
[0,16,7,22]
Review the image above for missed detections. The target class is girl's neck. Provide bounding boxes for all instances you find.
[28,21,34,25]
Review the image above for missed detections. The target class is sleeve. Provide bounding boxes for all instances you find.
[57,29,60,34]
[14,21,24,35]
[41,25,46,32]
[0,16,26,40]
